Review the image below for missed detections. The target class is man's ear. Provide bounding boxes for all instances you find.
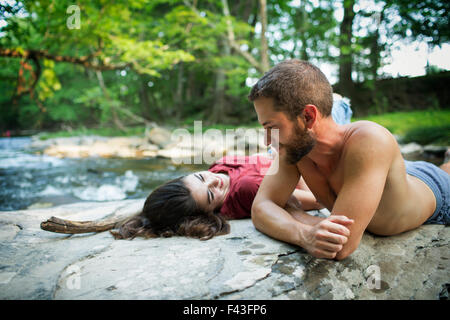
[301,104,318,129]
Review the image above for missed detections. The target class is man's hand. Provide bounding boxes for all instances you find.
[302,215,354,259]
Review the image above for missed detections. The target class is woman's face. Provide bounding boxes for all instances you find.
[183,171,230,212]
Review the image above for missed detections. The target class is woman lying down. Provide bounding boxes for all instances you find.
[111,153,324,240]
[40,153,322,239]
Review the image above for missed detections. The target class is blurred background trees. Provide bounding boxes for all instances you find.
[0,0,448,133]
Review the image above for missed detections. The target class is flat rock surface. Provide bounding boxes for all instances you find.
[0,199,448,300]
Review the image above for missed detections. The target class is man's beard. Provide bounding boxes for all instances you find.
[282,122,316,165]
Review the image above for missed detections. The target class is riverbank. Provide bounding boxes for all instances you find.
[27,125,448,166]
[29,125,268,161]
[20,109,449,161]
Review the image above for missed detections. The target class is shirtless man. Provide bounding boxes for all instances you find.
[249,59,450,260]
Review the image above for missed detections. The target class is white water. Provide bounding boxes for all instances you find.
[0,137,196,211]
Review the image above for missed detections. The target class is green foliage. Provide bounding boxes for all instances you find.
[426,64,446,75]
[402,126,450,146]
[37,60,61,101]
[0,0,448,133]
[110,37,195,77]
[386,0,449,46]
[267,0,339,63]
[355,110,450,145]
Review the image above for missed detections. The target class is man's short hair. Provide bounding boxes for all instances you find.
[248,59,333,120]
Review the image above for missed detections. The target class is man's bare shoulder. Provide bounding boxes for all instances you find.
[346,120,393,137]
[338,121,399,171]
[344,120,397,154]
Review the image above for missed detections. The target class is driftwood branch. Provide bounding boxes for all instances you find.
[40,211,138,234]
[40,216,124,234]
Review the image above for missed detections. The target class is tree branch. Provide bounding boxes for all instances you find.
[1,47,156,126]
[221,0,266,73]
[0,48,130,71]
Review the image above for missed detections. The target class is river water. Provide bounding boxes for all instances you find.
[0,137,208,211]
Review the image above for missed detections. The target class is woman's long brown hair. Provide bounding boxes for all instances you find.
[110,176,230,241]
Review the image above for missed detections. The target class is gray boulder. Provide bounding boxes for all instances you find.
[0,200,448,300]
[146,127,174,149]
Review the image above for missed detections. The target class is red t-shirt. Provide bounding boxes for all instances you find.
[208,155,273,219]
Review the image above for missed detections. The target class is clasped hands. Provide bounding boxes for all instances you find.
[302,215,353,259]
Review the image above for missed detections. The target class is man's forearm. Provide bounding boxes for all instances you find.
[285,207,325,226]
[252,199,353,260]
[251,200,311,248]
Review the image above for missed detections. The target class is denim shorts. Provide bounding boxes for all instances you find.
[405,160,450,225]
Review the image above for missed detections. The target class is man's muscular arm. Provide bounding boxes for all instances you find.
[251,154,353,259]
[332,126,395,260]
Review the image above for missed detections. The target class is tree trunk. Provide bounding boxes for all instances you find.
[338,0,355,97]
[95,70,127,132]
[211,69,226,123]
[186,71,193,102]
[138,76,152,120]
[210,40,230,123]
[240,0,256,23]
[259,0,270,72]
[298,1,309,61]
[369,9,385,81]
[174,62,184,120]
